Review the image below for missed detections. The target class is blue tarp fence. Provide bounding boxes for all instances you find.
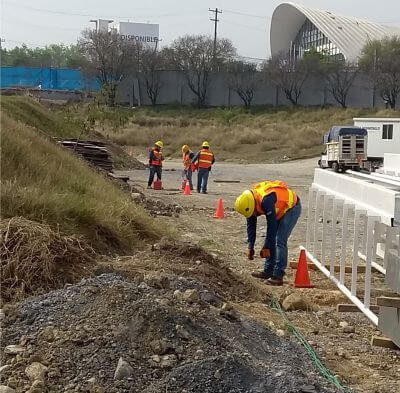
[0,66,99,91]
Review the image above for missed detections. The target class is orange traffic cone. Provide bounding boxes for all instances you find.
[213,197,225,219]
[183,182,191,195]
[293,249,314,288]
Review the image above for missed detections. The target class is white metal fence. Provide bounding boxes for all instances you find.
[302,169,400,327]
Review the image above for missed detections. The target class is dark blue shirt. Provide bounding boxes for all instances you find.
[247,192,277,250]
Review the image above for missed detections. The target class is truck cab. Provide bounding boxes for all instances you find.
[319,126,368,172]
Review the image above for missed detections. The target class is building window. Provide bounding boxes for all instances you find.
[382,124,393,140]
[293,18,344,61]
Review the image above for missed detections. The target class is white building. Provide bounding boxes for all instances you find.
[270,2,400,61]
[353,118,400,160]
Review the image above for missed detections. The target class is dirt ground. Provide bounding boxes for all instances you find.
[117,157,400,393]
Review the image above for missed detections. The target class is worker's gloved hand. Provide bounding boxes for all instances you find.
[259,248,271,259]
[247,249,255,260]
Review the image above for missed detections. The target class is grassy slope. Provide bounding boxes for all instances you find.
[83,105,400,163]
[1,96,84,139]
[2,96,142,170]
[1,99,163,253]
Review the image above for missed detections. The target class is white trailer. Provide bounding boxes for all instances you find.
[353,118,400,170]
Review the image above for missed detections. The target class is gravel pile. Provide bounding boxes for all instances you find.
[1,274,339,393]
[131,191,183,217]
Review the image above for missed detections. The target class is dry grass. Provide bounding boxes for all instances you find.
[0,112,164,253]
[1,95,84,139]
[0,217,95,301]
[84,105,400,163]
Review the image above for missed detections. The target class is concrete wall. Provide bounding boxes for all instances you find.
[116,71,398,109]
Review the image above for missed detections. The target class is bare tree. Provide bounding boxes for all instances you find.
[140,47,166,106]
[225,60,260,107]
[263,52,308,106]
[360,37,400,109]
[78,29,141,106]
[323,59,358,108]
[165,35,236,107]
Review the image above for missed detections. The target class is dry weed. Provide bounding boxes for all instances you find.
[0,217,96,302]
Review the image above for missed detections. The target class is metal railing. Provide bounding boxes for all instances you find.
[302,169,400,326]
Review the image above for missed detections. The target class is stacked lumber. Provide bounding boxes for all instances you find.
[59,140,113,172]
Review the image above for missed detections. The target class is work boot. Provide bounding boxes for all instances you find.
[267,276,284,286]
[251,271,272,280]
[202,191,208,194]
[147,185,152,189]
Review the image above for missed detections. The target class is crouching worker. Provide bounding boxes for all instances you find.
[182,145,196,190]
[147,140,164,189]
[234,180,301,286]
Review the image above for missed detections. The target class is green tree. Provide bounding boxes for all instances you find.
[323,60,359,109]
[263,52,309,106]
[78,29,141,106]
[225,60,260,107]
[360,36,400,109]
[165,35,236,107]
[0,44,86,68]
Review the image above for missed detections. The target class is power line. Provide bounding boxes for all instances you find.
[222,19,267,32]
[208,7,222,68]
[0,17,82,32]
[223,9,269,20]
[2,0,197,21]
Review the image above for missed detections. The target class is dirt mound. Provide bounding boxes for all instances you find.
[131,191,182,217]
[1,274,338,393]
[110,238,263,302]
[0,217,95,302]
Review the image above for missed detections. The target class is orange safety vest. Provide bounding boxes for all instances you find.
[182,151,192,169]
[150,148,162,166]
[252,180,297,220]
[182,151,197,172]
[198,149,214,169]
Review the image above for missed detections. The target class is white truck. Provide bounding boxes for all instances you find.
[318,126,368,172]
[353,118,400,171]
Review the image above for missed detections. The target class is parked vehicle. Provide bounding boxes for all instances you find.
[318,126,368,172]
[353,118,400,171]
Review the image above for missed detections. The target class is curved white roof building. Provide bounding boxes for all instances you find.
[270,2,400,61]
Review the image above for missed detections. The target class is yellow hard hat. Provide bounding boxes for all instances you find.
[234,190,255,218]
[202,141,210,148]
[155,140,164,148]
[182,144,189,153]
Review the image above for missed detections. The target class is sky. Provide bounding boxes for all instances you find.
[1,0,400,59]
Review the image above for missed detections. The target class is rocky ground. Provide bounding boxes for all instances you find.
[1,158,399,393]
[1,272,338,393]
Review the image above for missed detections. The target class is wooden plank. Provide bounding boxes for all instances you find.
[337,304,380,313]
[377,297,400,309]
[289,261,368,273]
[370,336,399,350]
[213,180,241,183]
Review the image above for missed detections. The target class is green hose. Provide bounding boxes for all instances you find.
[270,295,351,393]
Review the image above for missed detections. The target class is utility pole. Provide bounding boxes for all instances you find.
[208,8,222,68]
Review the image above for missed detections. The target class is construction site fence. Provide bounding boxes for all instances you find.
[0,66,99,91]
[302,169,400,345]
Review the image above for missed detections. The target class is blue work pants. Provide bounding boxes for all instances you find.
[264,200,302,278]
[148,165,162,187]
[184,168,193,189]
[197,167,210,193]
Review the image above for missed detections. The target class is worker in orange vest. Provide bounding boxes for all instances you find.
[191,141,215,194]
[234,180,301,286]
[147,141,164,188]
[182,145,196,190]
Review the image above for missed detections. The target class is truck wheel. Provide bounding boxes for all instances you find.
[332,162,339,173]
